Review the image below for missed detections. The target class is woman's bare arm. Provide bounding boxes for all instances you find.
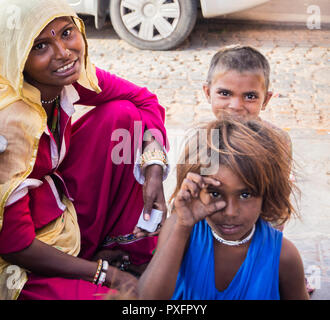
[1,238,137,290]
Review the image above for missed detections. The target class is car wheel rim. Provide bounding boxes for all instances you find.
[120,0,180,42]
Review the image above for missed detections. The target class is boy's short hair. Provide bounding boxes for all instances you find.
[206,45,270,92]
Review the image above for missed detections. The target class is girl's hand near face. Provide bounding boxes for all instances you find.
[174,172,226,228]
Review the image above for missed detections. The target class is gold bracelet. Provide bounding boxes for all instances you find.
[140,150,167,168]
[93,259,103,284]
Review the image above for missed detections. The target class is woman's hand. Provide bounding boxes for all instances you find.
[93,249,147,277]
[174,172,226,228]
[105,266,139,298]
[93,248,129,267]
[134,164,167,238]
[94,249,146,298]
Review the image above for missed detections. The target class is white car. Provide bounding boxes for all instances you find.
[67,0,328,50]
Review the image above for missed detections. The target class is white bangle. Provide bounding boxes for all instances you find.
[102,260,109,272]
[96,260,109,286]
[97,271,106,286]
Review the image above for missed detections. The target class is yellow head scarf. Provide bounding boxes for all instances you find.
[0,0,100,299]
[0,0,101,229]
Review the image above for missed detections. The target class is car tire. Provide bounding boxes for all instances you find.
[109,0,198,50]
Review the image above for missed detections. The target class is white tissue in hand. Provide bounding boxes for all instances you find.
[137,208,163,232]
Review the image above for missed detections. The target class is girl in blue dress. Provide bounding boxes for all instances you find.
[138,117,309,300]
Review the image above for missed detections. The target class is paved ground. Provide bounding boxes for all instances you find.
[75,17,330,299]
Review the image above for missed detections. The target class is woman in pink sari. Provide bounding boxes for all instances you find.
[0,0,168,300]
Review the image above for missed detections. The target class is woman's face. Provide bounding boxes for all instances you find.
[24,17,85,90]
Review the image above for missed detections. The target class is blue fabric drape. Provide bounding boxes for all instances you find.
[172,218,282,300]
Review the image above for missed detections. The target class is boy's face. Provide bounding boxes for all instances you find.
[203,70,272,120]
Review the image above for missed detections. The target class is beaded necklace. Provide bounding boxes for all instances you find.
[50,97,60,134]
[211,224,256,246]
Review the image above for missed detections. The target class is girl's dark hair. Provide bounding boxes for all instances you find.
[171,116,298,226]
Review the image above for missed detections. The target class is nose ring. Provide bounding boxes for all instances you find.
[66,49,71,56]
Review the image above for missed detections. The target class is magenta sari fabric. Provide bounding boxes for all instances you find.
[19,100,146,300]
[18,274,111,300]
[13,67,168,299]
[59,99,156,264]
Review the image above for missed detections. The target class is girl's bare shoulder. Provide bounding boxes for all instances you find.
[279,237,309,299]
[280,237,301,267]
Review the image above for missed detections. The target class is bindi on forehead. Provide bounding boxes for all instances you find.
[37,17,73,39]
